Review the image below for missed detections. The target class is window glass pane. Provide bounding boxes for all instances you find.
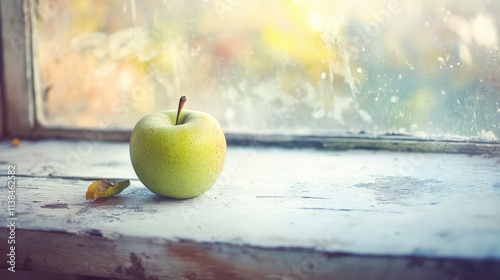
[37,0,499,139]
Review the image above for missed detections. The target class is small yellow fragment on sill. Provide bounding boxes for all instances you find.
[85,179,130,200]
[11,137,21,147]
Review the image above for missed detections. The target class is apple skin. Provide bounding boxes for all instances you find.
[130,110,226,199]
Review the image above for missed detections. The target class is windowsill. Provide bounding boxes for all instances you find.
[0,139,499,279]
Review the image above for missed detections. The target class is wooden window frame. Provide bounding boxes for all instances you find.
[0,0,498,155]
[1,0,33,139]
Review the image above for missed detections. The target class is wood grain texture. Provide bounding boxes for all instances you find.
[0,140,499,279]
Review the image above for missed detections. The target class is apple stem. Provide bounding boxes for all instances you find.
[175,96,187,125]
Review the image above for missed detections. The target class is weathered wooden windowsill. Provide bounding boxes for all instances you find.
[0,140,499,279]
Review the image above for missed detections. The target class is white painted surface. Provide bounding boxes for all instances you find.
[0,140,499,278]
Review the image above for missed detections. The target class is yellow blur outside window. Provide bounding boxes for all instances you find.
[36,0,499,140]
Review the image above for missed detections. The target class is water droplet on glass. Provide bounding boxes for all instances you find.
[438,57,445,65]
[358,109,372,123]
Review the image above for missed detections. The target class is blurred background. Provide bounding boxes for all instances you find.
[35,0,499,139]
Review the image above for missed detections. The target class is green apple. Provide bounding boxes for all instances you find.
[129,97,226,199]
